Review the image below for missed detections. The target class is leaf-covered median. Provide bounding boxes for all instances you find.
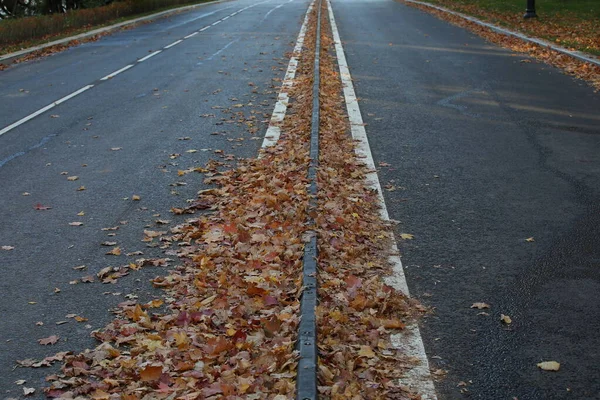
[37,2,422,398]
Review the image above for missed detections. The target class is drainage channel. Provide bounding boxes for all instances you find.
[296,0,322,398]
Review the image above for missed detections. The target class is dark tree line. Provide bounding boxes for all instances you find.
[0,0,109,18]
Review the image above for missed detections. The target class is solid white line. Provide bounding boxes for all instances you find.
[261,0,314,149]
[100,64,134,80]
[0,85,94,137]
[326,0,438,398]
[164,39,183,49]
[184,32,199,38]
[138,50,162,62]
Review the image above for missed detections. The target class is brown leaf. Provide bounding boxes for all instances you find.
[140,365,162,381]
[38,335,59,345]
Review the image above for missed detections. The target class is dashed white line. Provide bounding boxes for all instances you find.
[326,0,438,398]
[164,39,183,49]
[212,20,222,26]
[200,26,210,31]
[221,16,230,20]
[138,50,162,62]
[0,85,94,137]
[184,32,199,39]
[100,64,134,80]
[261,0,313,149]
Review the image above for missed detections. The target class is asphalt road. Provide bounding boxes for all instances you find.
[0,0,310,396]
[330,0,600,399]
[2,0,600,399]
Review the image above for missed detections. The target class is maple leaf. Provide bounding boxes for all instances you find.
[38,335,59,345]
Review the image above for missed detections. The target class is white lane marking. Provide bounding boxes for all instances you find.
[0,85,94,137]
[222,15,230,20]
[212,20,222,26]
[261,0,313,149]
[185,32,199,38]
[326,0,438,398]
[0,0,274,137]
[138,50,162,62]
[261,3,285,22]
[164,39,183,49]
[100,64,134,80]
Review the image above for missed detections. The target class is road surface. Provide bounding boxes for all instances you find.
[1,0,599,398]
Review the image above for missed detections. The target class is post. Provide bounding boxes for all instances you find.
[524,0,537,18]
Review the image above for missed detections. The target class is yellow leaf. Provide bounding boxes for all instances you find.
[358,345,376,358]
[525,237,535,242]
[132,195,141,201]
[537,361,560,371]
[400,233,414,240]
[471,302,490,309]
[67,176,79,181]
[500,314,512,324]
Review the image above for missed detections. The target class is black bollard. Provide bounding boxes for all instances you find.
[524,0,537,18]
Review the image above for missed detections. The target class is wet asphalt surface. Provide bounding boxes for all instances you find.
[1,0,599,398]
[0,0,310,396]
[330,0,600,399]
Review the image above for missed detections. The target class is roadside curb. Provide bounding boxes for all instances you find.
[404,0,600,68]
[0,0,227,65]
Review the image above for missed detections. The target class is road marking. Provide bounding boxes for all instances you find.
[0,0,274,136]
[212,20,221,26]
[164,39,183,49]
[184,32,198,39]
[138,50,162,62]
[0,85,94,137]
[261,0,313,149]
[221,15,230,20]
[326,0,438,398]
[100,64,134,80]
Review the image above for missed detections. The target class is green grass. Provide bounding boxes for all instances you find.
[429,0,600,19]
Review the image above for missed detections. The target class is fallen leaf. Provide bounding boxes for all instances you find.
[77,211,85,216]
[101,241,117,246]
[67,176,79,181]
[73,265,86,270]
[500,314,512,324]
[34,203,52,210]
[400,233,414,240]
[525,237,535,242]
[132,195,141,201]
[2,245,14,250]
[69,222,83,226]
[23,387,36,395]
[140,365,162,381]
[15,379,26,384]
[110,147,122,151]
[537,361,560,371]
[77,186,86,191]
[38,335,59,345]
[81,276,95,283]
[106,247,121,256]
[471,302,490,309]
[358,345,376,358]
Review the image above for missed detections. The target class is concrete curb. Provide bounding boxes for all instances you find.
[0,0,227,65]
[404,0,600,68]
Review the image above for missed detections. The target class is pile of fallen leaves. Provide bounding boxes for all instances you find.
[43,9,321,399]
[315,5,420,399]
[403,0,600,91]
